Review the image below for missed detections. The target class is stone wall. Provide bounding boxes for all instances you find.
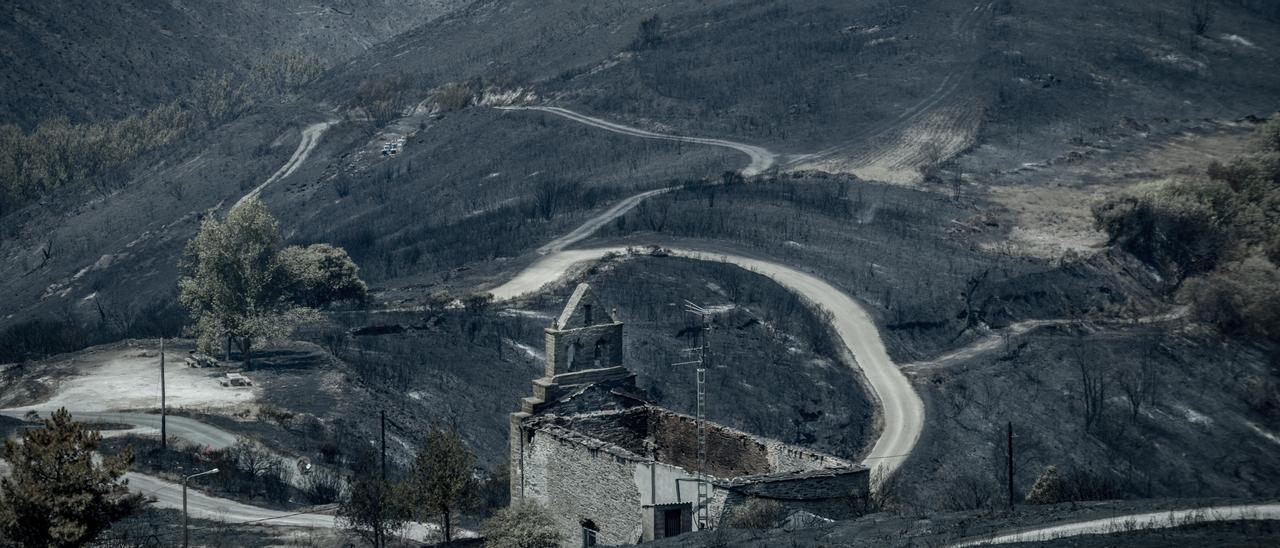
[719,468,870,521]
[521,425,645,546]
[650,410,771,478]
[764,440,851,472]
[544,322,624,376]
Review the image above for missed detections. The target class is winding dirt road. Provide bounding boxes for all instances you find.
[490,245,923,478]
[0,409,237,450]
[234,120,335,210]
[537,187,674,255]
[496,105,776,176]
[492,103,927,479]
[125,472,455,541]
[949,503,1280,546]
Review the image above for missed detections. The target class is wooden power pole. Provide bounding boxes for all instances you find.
[1007,421,1014,510]
[380,410,387,481]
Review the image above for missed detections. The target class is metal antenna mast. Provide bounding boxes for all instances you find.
[673,299,711,529]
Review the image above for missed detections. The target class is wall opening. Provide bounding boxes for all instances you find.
[581,519,599,547]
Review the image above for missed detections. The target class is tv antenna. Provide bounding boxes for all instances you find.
[672,299,711,529]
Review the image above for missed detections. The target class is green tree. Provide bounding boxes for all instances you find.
[0,408,142,547]
[409,428,477,543]
[1259,112,1280,153]
[480,500,561,548]
[279,243,368,308]
[337,472,408,548]
[178,198,319,367]
[1181,257,1280,342]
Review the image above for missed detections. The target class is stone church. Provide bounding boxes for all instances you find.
[509,283,868,546]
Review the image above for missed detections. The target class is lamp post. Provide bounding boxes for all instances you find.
[183,468,220,547]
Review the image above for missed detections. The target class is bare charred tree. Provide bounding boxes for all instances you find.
[958,269,990,335]
[633,14,663,49]
[1118,357,1157,421]
[1077,353,1108,433]
[940,469,996,511]
[531,178,580,220]
[1188,0,1215,36]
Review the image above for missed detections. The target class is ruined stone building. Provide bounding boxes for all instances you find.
[510,283,868,546]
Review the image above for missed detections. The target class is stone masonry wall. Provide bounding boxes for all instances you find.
[651,411,772,477]
[522,427,645,546]
[765,440,852,472]
[722,469,870,521]
[544,323,624,376]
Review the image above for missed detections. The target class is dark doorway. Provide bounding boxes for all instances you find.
[663,508,682,537]
[582,519,599,547]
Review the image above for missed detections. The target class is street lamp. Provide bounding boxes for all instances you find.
[183,468,220,548]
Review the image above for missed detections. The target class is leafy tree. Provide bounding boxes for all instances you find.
[408,427,478,543]
[480,500,561,548]
[1181,257,1280,342]
[1091,180,1230,279]
[178,198,319,367]
[1094,115,1280,343]
[337,472,408,548]
[1259,112,1280,153]
[0,408,142,547]
[279,243,368,308]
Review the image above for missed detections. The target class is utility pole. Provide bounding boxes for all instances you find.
[1007,421,1014,510]
[183,468,219,547]
[160,338,167,452]
[380,410,387,482]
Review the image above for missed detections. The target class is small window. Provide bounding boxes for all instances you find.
[593,339,606,366]
[584,304,593,325]
[581,519,599,547]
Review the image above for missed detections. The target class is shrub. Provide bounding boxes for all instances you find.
[433,82,475,112]
[721,497,786,529]
[938,471,996,511]
[303,469,343,505]
[1025,465,1066,505]
[481,500,562,548]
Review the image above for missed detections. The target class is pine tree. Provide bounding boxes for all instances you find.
[0,408,142,546]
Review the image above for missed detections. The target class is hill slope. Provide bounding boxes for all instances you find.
[0,0,462,127]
